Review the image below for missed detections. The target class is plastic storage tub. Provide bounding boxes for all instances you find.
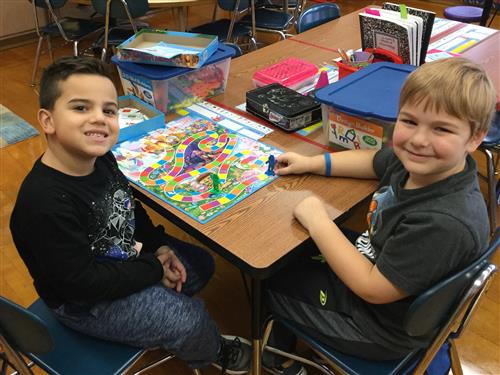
[112,43,234,114]
[315,62,416,150]
[252,57,318,91]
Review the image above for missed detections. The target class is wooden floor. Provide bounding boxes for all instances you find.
[0,1,498,374]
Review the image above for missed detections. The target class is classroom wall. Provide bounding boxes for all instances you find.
[0,1,37,40]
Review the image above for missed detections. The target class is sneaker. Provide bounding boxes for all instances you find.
[262,350,307,375]
[212,335,252,374]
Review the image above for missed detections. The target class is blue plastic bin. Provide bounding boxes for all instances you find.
[112,43,235,114]
[315,62,416,150]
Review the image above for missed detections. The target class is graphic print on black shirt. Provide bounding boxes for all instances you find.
[89,176,139,260]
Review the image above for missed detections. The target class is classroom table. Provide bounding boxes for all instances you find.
[129,8,378,375]
[69,0,214,31]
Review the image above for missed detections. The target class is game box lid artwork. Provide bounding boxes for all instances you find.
[113,106,281,224]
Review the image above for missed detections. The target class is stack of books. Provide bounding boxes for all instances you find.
[359,3,435,65]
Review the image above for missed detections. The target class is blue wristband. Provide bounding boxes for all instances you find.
[324,153,332,176]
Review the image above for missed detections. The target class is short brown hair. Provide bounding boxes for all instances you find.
[39,56,114,110]
[399,57,497,135]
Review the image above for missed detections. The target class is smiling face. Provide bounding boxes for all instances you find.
[393,100,485,189]
[38,73,119,174]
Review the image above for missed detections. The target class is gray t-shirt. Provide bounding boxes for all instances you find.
[351,148,489,352]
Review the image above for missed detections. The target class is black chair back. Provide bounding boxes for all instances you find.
[404,228,500,337]
[34,0,67,9]
[219,0,250,12]
[91,0,149,20]
[0,296,54,354]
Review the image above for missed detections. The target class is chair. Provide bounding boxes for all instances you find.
[30,0,104,86]
[0,297,202,375]
[239,4,296,41]
[478,111,500,235]
[90,0,150,61]
[296,3,341,33]
[444,0,499,27]
[262,228,500,375]
[190,0,255,49]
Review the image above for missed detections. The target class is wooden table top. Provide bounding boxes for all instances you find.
[134,25,378,277]
[70,0,213,8]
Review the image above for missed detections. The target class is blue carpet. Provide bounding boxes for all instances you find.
[0,104,39,148]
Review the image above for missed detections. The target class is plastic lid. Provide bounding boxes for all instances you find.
[315,62,416,121]
[111,43,235,80]
[253,57,318,88]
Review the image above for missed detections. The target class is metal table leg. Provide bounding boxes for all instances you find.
[251,277,262,375]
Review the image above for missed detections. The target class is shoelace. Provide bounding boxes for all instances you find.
[219,337,242,374]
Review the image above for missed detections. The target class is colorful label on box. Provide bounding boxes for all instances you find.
[326,108,384,150]
[120,71,156,109]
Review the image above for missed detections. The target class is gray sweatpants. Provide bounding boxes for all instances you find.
[52,236,219,369]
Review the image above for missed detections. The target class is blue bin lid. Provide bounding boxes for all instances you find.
[111,43,235,80]
[315,62,417,122]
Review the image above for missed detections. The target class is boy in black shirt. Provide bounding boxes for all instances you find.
[10,57,250,374]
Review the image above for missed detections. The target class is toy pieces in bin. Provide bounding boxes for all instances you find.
[246,83,321,132]
[119,107,149,129]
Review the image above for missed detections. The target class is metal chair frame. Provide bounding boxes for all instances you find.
[190,0,257,51]
[91,0,149,61]
[262,230,500,375]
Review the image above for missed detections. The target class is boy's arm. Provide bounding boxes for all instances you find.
[295,196,408,304]
[133,199,170,254]
[276,149,378,179]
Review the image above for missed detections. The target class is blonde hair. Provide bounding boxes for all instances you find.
[399,57,497,135]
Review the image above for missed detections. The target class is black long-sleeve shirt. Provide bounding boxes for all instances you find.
[10,153,166,308]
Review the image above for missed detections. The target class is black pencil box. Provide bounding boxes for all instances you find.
[246,83,322,132]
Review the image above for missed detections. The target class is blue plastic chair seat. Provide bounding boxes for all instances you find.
[27,299,144,375]
[240,8,293,30]
[278,319,420,375]
[190,19,252,41]
[444,6,483,22]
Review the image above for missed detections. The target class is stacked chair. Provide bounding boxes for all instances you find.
[90,0,150,61]
[30,0,104,86]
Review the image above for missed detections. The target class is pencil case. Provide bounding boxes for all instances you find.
[246,83,322,132]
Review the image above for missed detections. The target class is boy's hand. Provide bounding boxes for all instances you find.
[156,247,187,292]
[294,196,330,231]
[276,152,311,175]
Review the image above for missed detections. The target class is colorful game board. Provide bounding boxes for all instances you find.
[113,112,281,223]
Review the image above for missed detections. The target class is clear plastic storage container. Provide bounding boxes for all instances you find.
[112,43,234,114]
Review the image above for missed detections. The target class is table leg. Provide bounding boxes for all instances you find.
[251,277,262,375]
[174,7,188,32]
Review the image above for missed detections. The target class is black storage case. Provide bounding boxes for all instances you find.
[246,83,322,132]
